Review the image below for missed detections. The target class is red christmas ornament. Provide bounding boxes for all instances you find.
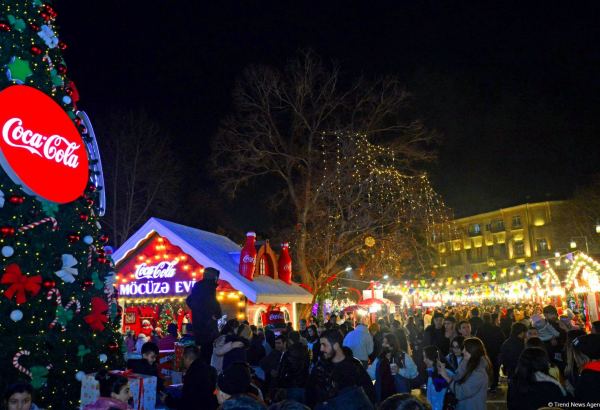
[79,213,89,221]
[43,280,56,288]
[29,23,39,31]
[58,41,67,51]
[86,198,94,206]
[99,235,109,244]
[56,64,67,75]
[97,257,107,264]
[8,195,25,204]
[0,227,15,237]
[42,4,58,18]
[82,280,93,289]
[88,184,97,192]
[74,117,82,126]
[67,234,80,243]
[108,341,119,352]
[0,23,11,32]
[2,264,42,304]
[30,46,43,56]
[40,12,51,21]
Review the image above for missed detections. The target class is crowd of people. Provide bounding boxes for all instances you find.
[4,270,600,410]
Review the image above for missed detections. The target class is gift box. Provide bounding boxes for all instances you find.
[158,349,175,378]
[79,372,157,410]
[173,342,193,371]
[80,373,100,409]
[126,372,157,410]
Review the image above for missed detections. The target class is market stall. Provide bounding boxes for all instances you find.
[113,218,313,334]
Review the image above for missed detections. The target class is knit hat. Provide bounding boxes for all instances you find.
[572,334,600,360]
[218,362,251,395]
[203,267,220,281]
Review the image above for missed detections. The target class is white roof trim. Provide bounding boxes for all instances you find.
[113,218,313,304]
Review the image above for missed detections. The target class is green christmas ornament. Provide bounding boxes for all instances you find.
[91,272,104,290]
[30,366,49,389]
[6,57,33,83]
[7,15,26,32]
[56,305,74,327]
[38,199,59,217]
[50,68,63,86]
[77,345,91,362]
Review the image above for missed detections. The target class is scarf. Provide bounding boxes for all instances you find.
[534,371,566,396]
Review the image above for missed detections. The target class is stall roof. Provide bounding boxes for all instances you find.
[113,218,313,304]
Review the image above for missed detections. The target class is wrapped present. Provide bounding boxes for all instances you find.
[119,371,157,410]
[80,373,100,409]
[158,349,175,378]
[173,342,192,371]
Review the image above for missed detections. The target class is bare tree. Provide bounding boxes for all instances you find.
[98,110,181,247]
[213,51,449,307]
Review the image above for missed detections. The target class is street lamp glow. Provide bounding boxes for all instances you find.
[570,240,577,249]
[383,274,389,280]
[596,223,600,234]
[344,266,352,272]
[554,252,560,258]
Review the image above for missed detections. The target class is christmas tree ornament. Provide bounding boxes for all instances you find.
[12,350,52,389]
[39,200,59,217]
[18,217,58,233]
[37,25,58,48]
[8,195,24,204]
[2,245,14,257]
[6,57,33,83]
[46,288,62,305]
[58,41,67,51]
[83,235,94,245]
[62,95,71,104]
[54,254,78,283]
[42,280,55,288]
[84,297,108,331]
[0,190,4,207]
[75,370,86,381]
[107,341,119,352]
[56,63,67,75]
[67,233,80,243]
[2,264,42,304]
[79,213,89,221]
[30,46,43,56]
[76,345,91,362]
[49,300,81,331]
[98,353,107,363]
[10,309,23,322]
[0,22,10,32]
[7,15,26,32]
[1,226,15,237]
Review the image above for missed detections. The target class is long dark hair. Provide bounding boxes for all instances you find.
[457,337,492,384]
[383,333,407,367]
[513,347,550,394]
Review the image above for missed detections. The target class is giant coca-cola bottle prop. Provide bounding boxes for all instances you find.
[239,231,257,281]
[278,242,292,284]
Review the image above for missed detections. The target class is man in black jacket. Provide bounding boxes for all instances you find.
[277,331,310,403]
[423,312,447,355]
[186,267,222,364]
[476,312,505,391]
[163,345,218,410]
[469,307,484,336]
[306,328,375,408]
[499,322,527,381]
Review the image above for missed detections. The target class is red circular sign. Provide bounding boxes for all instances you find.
[0,85,89,203]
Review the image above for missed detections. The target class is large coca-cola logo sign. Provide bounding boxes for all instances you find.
[135,260,178,280]
[0,85,88,203]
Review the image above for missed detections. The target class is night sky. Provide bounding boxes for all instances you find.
[55,1,600,223]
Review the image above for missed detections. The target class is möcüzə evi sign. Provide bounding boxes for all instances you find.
[0,85,89,203]
[116,233,206,298]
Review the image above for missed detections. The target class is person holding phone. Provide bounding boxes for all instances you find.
[436,337,491,410]
[423,345,453,410]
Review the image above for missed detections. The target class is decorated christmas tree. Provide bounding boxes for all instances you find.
[0,1,123,408]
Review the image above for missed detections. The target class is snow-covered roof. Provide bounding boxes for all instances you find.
[112,218,313,304]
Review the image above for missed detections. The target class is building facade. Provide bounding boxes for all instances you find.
[432,201,580,276]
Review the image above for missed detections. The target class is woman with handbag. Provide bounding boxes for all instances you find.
[436,337,491,410]
[367,333,419,403]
